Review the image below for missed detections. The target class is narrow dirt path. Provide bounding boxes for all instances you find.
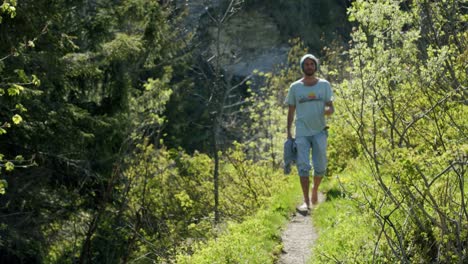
[277,193,325,264]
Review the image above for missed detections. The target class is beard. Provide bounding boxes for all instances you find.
[304,69,315,76]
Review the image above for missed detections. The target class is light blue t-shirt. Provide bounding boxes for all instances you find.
[285,79,333,136]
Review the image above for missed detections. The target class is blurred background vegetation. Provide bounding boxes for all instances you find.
[0,0,466,263]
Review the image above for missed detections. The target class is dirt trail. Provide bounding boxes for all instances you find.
[277,193,325,264]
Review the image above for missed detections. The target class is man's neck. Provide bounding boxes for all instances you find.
[302,75,318,86]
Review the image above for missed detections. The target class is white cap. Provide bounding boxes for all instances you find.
[300,54,319,72]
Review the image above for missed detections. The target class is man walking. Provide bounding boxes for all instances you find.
[285,54,334,213]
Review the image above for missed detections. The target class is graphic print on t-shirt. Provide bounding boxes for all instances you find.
[298,92,322,103]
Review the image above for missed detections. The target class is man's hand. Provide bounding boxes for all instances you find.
[324,101,334,116]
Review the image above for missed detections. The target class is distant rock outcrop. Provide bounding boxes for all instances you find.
[205,9,289,77]
[177,0,349,78]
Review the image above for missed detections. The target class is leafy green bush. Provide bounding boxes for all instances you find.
[320,0,468,262]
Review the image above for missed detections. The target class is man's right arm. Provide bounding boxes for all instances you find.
[287,105,296,139]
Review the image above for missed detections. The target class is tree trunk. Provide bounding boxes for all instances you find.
[213,124,220,223]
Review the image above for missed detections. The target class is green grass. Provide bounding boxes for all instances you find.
[309,160,380,263]
[176,175,300,264]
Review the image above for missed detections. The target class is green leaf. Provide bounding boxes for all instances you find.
[15,104,27,112]
[14,69,28,82]
[7,84,24,96]
[12,114,22,125]
[0,180,7,195]
[32,75,40,86]
[5,161,14,171]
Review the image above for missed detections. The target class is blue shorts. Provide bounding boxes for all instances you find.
[296,130,328,177]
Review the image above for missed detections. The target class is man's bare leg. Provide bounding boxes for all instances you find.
[311,176,323,205]
[300,177,310,207]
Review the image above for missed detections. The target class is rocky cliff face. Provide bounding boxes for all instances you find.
[205,9,288,77]
[177,0,349,78]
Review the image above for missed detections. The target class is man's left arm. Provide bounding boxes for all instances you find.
[324,101,334,116]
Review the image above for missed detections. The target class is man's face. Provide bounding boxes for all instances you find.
[303,58,316,76]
